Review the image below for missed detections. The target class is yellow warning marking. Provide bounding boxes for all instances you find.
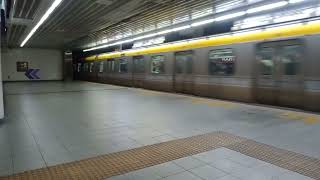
[304,116,319,125]
[137,90,167,96]
[279,111,319,125]
[190,98,236,108]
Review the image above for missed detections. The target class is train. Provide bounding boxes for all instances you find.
[74,20,320,111]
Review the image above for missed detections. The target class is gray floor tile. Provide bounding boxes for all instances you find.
[190,165,227,180]
[13,157,46,174]
[225,151,263,168]
[193,150,229,164]
[277,172,315,180]
[215,175,241,180]
[163,171,202,180]
[4,81,320,178]
[123,168,162,180]
[208,158,247,174]
[147,162,185,178]
[153,134,177,143]
[173,156,206,170]
[0,157,13,176]
[106,175,130,180]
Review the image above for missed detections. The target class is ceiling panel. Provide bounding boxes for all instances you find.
[13,0,42,19]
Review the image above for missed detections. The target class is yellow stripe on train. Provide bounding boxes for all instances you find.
[85,20,320,61]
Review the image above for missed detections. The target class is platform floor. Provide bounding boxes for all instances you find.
[1,81,320,179]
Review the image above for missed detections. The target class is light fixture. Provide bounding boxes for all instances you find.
[20,0,63,47]
[191,19,215,27]
[215,11,246,21]
[289,0,306,3]
[273,13,310,23]
[83,25,191,52]
[246,1,288,14]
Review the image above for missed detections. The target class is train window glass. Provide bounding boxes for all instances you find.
[209,49,235,75]
[133,56,145,73]
[99,62,104,73]
[77,63,81,72]
[84,63,89,72]
[258,48,274,75]
[107,60,115,72]
[114,60,119,73]
[119,59,128,73]
[151,55,165,74]
[89,63,94,72]
[175,51,193,74]
[280,45,301,75]
[175,58,184,73]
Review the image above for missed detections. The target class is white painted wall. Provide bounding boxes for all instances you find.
[2,48,63,81]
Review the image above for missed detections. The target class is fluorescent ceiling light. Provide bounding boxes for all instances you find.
[191,19,215,27]
[215,11,246,21]
[20,0,63,47]
[289,0,306,3]
[84,25,192,52]
[273,13,310,23]
[246,1,288,14]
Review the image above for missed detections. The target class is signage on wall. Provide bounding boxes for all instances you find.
[16,62,29,72]
[25,69,40,80]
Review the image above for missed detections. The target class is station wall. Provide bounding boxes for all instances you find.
[0,47,3,119]
[2,48,63,81]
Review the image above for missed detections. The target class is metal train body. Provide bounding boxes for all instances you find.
[75,26,320,111]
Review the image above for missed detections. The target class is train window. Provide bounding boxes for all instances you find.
[119,59,128,73]
[77,63,81,72]
[280,45,301,75]
[133,56,145,73]
[258,48,274,75]
[175,51,193,74]
[89,63,94,72]
[209,49,235,75]
[151,55,165,74]
[84,63,89,72]
[99,62,104,73]
[107,60,115,72]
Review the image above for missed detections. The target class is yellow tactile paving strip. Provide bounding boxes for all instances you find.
[1,131,320,180]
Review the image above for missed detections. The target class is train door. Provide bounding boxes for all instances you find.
[88,62,95,81]
[255,40,304,108]
[173,51,194,94]
[132,56,145,88]
[97,61,104,82]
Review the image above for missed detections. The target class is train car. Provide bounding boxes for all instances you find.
[76,21,320,111]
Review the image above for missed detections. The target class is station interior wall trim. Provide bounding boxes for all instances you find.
[85,20,320,61]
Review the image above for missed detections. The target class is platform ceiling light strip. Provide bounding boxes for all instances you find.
[215,11,246,21]
[20,0,63,47]
[289,0,306,3]
[83,25,192,52]
[246,1,288,14]
[83,1,296,52]
[85,20,320,61]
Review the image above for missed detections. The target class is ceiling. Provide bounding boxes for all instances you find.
[7,0,319,50]
[7,0,176,49]
[8,0,242,50]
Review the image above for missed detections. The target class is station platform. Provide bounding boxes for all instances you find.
[1,81,320,180]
